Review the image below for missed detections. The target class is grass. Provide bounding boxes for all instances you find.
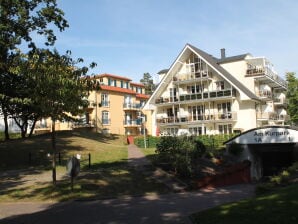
[190,183,298,224]
[0,129,169,202]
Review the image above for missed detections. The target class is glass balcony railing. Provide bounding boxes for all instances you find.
[123,103,142,110]
[155,89,236,104]
[123,119,142,126]
[156,112,237,124]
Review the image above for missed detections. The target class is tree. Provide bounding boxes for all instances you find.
[0,0,68,140]
[25,48,96,185]
[140,72,156,95]
[286,72,298,126]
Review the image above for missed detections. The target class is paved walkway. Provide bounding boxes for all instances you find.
[0,184,255,224]
[128,144,188,192]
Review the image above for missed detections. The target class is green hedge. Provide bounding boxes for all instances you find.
[134,136,160,148]
[134,134,237,150]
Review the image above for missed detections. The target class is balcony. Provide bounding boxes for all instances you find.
[155,89,236,105]
[245,58,287,89]
[156,112,237,125]
[273,97,288,106]
[100,101,110,107]
[123,119,142,127]
[257,90,272,99]
[172,71,212,84]
[256,112,289,121]
[88,101,97,108]
[123,103,142,110]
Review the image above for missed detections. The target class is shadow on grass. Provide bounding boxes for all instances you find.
[190,183,298,224]
[0,157,170,203]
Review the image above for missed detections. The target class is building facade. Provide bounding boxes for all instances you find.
[86,73,150,135]
[144,44,288,136]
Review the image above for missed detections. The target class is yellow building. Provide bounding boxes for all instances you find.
[144,44,288,136]
[86,73,150,136]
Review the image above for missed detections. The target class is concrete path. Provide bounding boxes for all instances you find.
[127,144,188,192]
[0,184,255,224]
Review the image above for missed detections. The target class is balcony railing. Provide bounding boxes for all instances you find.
[123,119,142,126]
[273,97,288,105]
[123,103,142,110]
[173,71,212,83]
[155,89,236,105]
[100,101,110,107]
[257,90,272,99]
[156,112,237,124]
[246,67,287,88]
[256,112,289,121]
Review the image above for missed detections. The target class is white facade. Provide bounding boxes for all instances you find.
[144,44,288,136]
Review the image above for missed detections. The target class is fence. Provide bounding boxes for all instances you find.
[28,151,92,169]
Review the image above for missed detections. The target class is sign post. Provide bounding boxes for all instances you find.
[66,156,80,191]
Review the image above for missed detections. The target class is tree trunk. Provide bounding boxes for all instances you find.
[51,119,57,186]
[3,110,10,140]
[28,119,37,137]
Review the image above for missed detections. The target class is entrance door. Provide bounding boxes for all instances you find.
[261,146,293,176]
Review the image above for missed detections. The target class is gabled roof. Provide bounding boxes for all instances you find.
[217,54,251,64]
[100,85,136,95]
[95,73,132,81]
[187,44,259,101]
[144,43,259,109]
[130,82,145,87]
[136,93,150,99]
[157,69,169,74]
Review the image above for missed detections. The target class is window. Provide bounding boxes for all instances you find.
[187,84,204,94]
[189,127,203,136]
[120,80,124,88]
[169,88,177,100]
[216,81,225,90]
[125,82,129,89]
[218,124,232,134]
[101,93,109,107]
[188,105,205,120]
[102,111,110,125]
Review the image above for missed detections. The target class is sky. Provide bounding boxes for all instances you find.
[50,0,298,82]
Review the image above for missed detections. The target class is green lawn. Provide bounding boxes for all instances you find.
[0,130,169,202]
[190,183,298,224]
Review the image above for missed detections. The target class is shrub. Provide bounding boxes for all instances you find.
[228,142,243,156]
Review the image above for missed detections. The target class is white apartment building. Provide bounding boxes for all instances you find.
[144,44,288,136]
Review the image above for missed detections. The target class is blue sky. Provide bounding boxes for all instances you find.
[52,0,298,82]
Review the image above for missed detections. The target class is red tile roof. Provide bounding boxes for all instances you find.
[136,93,150,99]
[100,85,137,95]
[95,73,132,81]
[130,82,145,87]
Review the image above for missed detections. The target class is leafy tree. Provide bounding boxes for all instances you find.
[0,0,68,140]
[286,72,298,126]
[24,48,96,185]
[140,72,156,95]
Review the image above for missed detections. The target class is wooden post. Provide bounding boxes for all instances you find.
[88,153,91,169]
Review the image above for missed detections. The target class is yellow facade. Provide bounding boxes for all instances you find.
[86,74,150,136]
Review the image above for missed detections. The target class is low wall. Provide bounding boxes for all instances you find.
[194,161,251,189]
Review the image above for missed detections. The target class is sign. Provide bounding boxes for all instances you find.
[226,127,298,145]
[66,156,80,177]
